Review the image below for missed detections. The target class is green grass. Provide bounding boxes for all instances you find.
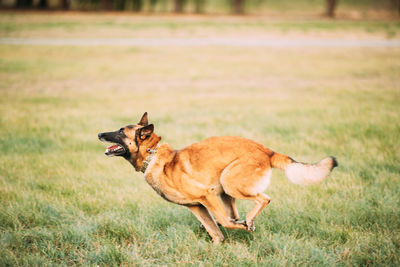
[1,19,398,33]
[0,13,399,39]
[0,14,400,266]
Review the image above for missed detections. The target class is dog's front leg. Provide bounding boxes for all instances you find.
[220,193,240,221]
[187,205,224,244]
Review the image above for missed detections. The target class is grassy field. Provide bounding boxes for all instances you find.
[1,12,400,39]
[1,13,400,266]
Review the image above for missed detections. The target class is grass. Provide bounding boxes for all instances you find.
[0,12,399,39]
[0,13,400,266]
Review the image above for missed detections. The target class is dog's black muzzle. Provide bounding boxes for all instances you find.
[98,132,115,142]
[98,131,128,157]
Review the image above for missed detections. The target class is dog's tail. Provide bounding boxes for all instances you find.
[270,152,338,185]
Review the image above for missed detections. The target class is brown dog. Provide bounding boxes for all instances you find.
[98,112,337,244]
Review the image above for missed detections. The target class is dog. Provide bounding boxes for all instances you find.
[98,112,337,244]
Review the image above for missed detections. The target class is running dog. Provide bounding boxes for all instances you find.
[98,112,337,244]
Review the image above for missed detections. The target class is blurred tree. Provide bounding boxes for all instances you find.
[391,0,400,14]
[60,0,70,9]
[326,0,338,17]
[174,0,186,12]
[102,0,112,10]
[132,0,142,11]
[116,0,125,10]
[16,0,33,8]
[232,0,244,14]
[194,0,205,13]
[38,0,48,8]
[149,0,158,12]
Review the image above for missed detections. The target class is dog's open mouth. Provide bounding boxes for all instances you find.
[104,144,126,157]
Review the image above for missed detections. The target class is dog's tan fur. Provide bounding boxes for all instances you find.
[99,113,337,244]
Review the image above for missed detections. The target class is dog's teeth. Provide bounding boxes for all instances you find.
[104,144,124,156]
[108,145,120,151]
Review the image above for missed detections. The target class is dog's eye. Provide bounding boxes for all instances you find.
[119,128,124,133]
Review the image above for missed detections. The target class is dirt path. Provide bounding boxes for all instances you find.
[1,37,399,47]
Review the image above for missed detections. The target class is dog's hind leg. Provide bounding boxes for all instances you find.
[187,205,224,244]
[200,194,248,231]
[220,161,273,231]
[221,193,240,221]
[244,193,271,231]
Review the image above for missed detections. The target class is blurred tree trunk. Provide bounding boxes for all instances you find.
[149,0,157,12]
[16,0,33,8]
[174,0,185,13]
[132,0,142,11]
[116,0,125,10]
[391,0,400,15]
[325,0,338,17]
[101,0,112,10]
[194,0,205,13]
[38,0,48,9]
[59,0,70,9]
[232,0,244,14]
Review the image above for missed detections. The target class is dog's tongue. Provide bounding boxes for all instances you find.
[105,144,124,156]
[107,145,121,151]
[104,143,126,157]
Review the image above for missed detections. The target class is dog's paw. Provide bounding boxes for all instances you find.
[212,235,224,244]
[245,221,256,232]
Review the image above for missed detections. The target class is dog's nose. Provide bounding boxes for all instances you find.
[98,133,103,139]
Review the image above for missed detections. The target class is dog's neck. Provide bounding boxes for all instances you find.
[128,134,161,172]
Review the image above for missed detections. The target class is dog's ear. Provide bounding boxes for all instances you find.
[138,124,154,140]
[138,112,148,126]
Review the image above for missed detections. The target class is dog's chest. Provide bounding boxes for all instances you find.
[144,159,198,205]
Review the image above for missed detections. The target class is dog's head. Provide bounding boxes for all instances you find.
[98,112,160,168]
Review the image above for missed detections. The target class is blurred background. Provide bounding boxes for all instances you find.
[0,1,399,266]
[0,0,399,17]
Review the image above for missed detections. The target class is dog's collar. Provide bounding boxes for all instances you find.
[141,146,158,173]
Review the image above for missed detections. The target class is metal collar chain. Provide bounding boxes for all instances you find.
[140,146,158,173]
